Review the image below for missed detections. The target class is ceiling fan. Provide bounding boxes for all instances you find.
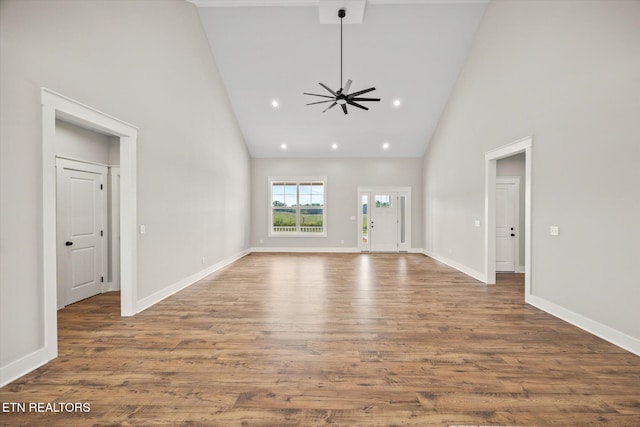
[304,8,380,115]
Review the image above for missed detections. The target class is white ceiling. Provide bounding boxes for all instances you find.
[193,0,487,158]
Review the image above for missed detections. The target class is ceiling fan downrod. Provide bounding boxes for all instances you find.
[339,8,345,90]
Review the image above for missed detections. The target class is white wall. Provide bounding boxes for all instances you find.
[423,0,640,343]
[56,120,116,165]
[0,0,250,376]
[497,153,525,269]
[252,158,423,249]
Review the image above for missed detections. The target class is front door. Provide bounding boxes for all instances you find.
[371,192,398,252]
[56,158,107,307]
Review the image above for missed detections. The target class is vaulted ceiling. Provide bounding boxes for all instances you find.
[192,0,487,158]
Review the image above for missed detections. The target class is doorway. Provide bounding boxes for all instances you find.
[358,187,411,252]
[40,88,138,373]
[484,136,532,299]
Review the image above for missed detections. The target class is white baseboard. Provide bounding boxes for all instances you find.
[526,294,640,357]
[250,247,426,254]
[422,250,487,283]
[103,281,120,293]
[0,345,56,388]
[135,249,251,314]
[250,246,360,253]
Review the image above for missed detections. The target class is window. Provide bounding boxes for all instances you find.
[375,195,392,208]
[269,177,327,237]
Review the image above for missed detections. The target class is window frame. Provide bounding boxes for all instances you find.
[268,176,327,237]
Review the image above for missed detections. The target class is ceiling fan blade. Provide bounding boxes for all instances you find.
[323,102,338,112]
[304,92,335,99]
[348,87,376,98]
[341,104,348,115]
[343,79,352,94]
[319,83,337,96]
[347,100,369,111]
[350,97,380,102]
[307,99,335,106]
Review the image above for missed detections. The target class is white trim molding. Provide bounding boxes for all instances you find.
[0,349,52,388]
[422,250,486,283]
[251,247,360,253]
[527,295,640,357]
[136,249,251,313]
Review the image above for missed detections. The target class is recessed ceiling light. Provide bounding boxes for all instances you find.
[382,142,390,150]
[271,100,279,108]
[393,99,401,107]
[331,143,338,150]
[280,143,287,150]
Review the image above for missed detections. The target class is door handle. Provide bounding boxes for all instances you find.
[510,233,515,237]
[65,241,73,246]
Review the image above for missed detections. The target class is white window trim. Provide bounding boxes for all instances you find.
[268,176,327,238]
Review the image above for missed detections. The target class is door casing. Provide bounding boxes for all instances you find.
[484,136,532,298]
[40,88,138,378]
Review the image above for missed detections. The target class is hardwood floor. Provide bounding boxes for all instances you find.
[1,253,639,426]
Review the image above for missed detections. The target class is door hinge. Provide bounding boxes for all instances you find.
[101,276,104,283]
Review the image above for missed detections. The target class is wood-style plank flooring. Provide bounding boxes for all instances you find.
[1,253,639,426]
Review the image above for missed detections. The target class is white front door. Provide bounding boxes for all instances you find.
[371,192,398,252]
[496,179,518,272]
[56,159,107,307]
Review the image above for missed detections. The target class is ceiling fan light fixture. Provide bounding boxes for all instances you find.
[304,8,380,115]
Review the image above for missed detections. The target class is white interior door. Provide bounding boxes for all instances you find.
[496,180,517,272]
[57,159,107,307]
[370,192,398,252]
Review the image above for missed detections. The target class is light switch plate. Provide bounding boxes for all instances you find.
[139,225,146,234]
[474,220,481,227]
[549,225,559,236]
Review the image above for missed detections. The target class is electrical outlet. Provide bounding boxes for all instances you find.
[474,220,481,227]
[341,239,345,244]
[549,225,559,236]
[259,239,263,244]
[139,225,146,234]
